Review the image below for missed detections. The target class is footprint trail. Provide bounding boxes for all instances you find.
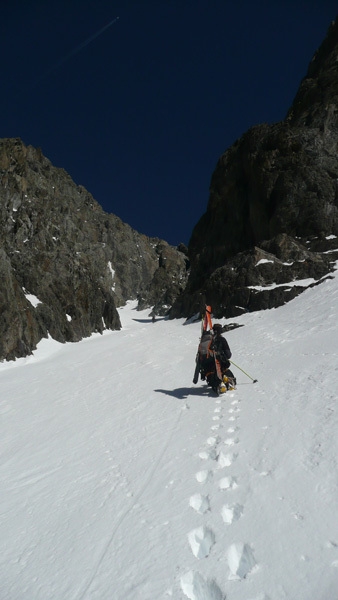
[177,386,262,598]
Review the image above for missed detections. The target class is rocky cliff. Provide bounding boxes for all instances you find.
[3,19,338,359]
[171,18,338,319]
[0,138,189,360]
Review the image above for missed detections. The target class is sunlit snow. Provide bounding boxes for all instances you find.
[1,269,338,599]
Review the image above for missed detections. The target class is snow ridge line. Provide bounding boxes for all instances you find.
[179,391,258,600]
[75,402,185,600]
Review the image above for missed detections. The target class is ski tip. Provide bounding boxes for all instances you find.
[253,379,258,383]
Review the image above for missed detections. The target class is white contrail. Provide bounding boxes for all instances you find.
[53,16,120,69]
[32,16,119,85]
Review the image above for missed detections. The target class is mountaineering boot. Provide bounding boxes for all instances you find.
[211,376,222,395]
[223,375,236,390]
[213,375,226,395]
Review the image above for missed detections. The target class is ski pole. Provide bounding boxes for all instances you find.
[229,360,258,383]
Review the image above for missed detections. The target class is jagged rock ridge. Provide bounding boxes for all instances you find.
[0,139,189,360]
[171,17,338,319]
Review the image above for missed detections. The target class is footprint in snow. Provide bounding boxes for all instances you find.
[199,449,217,461]
[206,436,219,447]
[226,542,257,580]
[217,451,237,469]
[221,503,244,524]
[180,570,224,600]
[188,526,215,559]
[326,540,338,548]
[227,426,238,433]
[219,476,238,490]
[196,470,212,484]
[224,437,239,446]
[189,493,210,514]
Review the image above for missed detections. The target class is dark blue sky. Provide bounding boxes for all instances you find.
[1,1,337,246]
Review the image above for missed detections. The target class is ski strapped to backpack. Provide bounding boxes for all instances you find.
[203,304,213,332]
[193,305,213,384]
[193,305,223,386]
[193,305,236,393]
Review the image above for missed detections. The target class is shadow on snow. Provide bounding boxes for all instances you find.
[155,386,213,399]
[132,317,167,323]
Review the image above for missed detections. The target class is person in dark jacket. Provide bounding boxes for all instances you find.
[211,324,236,387]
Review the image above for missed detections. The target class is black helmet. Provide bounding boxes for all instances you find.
[213,323,222,333]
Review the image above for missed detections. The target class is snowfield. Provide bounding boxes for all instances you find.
[1,268,338,600]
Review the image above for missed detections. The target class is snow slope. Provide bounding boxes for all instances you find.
[1,269,338,600]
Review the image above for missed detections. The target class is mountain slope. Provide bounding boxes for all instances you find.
[1,263,338,599]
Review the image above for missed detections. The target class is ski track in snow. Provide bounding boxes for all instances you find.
[76,392,187,600]
[2,269,338,600]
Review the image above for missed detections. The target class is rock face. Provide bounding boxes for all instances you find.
[171,18,338,319]
[3,20,338,358]
[0,138,189,360]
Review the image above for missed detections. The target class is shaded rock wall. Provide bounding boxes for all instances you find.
[171,17,338,319]
[0,138,188,360]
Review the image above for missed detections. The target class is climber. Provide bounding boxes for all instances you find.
[211,324,236,388]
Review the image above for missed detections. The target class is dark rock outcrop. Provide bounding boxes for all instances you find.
[137,241,189,316]
[0,138,188,360]
[171,17,338,319]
